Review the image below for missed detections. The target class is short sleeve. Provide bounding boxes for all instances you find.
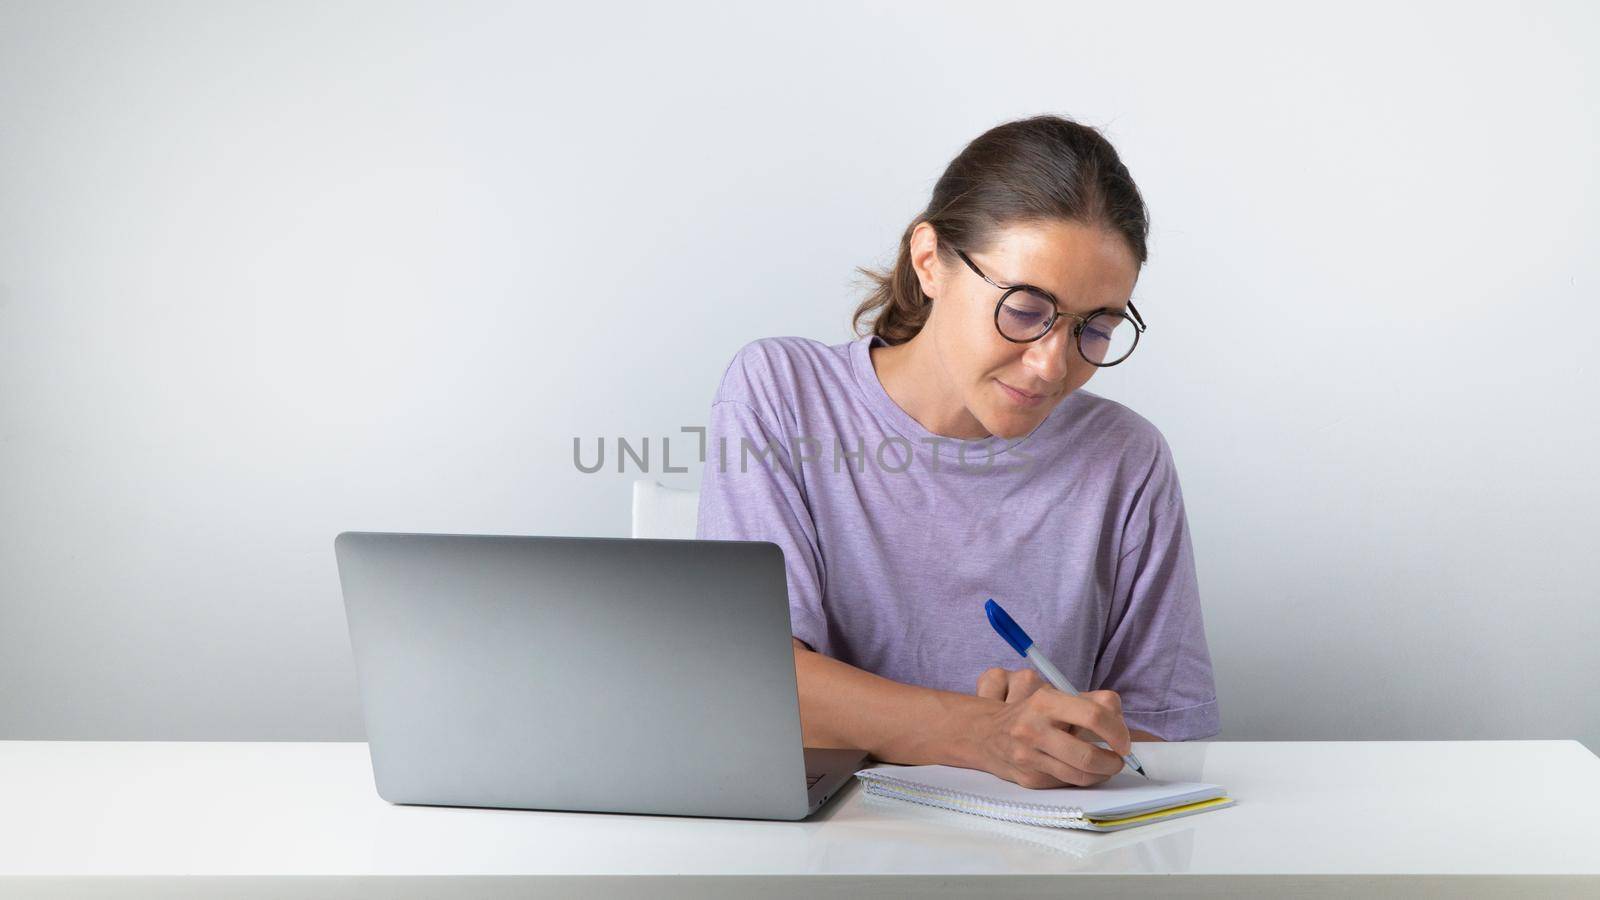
[1089,434,1221,741]
[696,398,830,656]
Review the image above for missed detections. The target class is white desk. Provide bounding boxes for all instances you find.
[2,740,1597,898]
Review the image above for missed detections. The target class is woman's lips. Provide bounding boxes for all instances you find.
[996,379,1048,406]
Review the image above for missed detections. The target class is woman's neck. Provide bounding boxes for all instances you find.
[869,334,990,440]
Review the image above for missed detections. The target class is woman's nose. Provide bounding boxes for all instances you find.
[1021,322,1074,384]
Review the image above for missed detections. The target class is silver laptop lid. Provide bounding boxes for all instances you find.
[335,532,811,820]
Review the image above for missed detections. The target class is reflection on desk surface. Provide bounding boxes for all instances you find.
[828,790,1199,872]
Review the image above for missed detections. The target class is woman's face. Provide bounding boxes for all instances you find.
[910,219,1142,440]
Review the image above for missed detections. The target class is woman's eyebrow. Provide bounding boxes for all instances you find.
[994,269,1060,303]
[1007,276,1109,315]
[996,266,1128,316]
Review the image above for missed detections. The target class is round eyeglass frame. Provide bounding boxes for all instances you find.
[952,247,1147,367]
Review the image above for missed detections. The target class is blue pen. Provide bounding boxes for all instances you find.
[984,598,1149,779]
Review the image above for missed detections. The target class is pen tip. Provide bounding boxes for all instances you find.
[1134,764,1148,778]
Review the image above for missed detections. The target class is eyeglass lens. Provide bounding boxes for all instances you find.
[996,291,1138,365]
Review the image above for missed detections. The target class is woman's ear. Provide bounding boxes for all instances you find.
[908,221,943,303]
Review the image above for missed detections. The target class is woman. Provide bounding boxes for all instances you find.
[696,115,1219,790]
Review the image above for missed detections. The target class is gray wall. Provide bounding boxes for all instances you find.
[2,0,1596,749]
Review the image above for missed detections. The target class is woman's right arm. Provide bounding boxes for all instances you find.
[791,637,1135,788]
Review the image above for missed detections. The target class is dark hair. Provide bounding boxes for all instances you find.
[852,115,1150,345]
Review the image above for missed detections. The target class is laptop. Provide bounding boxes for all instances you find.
[334,531,868,820]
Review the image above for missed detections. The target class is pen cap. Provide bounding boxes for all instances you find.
[984,599,1033,657]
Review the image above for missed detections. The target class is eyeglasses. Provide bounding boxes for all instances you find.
[953,247,1147,367]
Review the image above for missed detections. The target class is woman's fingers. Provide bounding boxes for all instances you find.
[975,667,1042,702]
[1072,690,1132,756]
[974,666,1051,704]
[1085,688,1123,717]
[974,675,1135,789]
[1038,721,1125,776]
[975,667,1008,701]
[1026,689,1132,756]
[1004,668,1048,703]
[1009,747,1103,788]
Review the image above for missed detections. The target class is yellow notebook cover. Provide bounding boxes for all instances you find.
[855,764,1235,832]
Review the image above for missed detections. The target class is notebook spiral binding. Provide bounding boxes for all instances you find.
[856,773,1088,825]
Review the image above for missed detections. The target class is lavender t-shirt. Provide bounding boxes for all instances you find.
[695,334,1220,741]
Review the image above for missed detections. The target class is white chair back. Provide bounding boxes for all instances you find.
[630,479,701,539]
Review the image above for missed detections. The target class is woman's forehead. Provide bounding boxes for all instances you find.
[979,221,1139,310]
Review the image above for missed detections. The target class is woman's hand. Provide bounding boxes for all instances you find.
[970,666,1132,789]
[976,666,1056,705]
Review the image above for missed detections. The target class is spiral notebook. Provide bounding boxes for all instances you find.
[854,764,1234,832]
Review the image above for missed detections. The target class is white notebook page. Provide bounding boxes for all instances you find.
[856,764,1227,819]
